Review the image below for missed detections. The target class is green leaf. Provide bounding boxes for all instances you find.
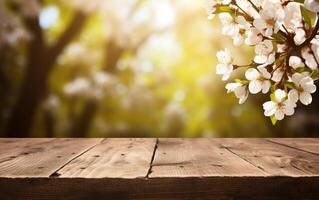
[270,93,276,101]
[295,67,307,73]
[270,115,277,125]
[235,79,249,84]
[300,6,312,27]
[272,32,285,41]
[214,5,232,14]
[311,70,319,80]
[270,86,276,93]
[284,82,295,89]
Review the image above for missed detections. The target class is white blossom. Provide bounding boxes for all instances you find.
[254,40,275,64]
[304,0,319,13]
[289,56,304,69]
[219,13,239,36]
[253,0,284,37]
[271,67,284,82]
[236,0,259,18]
[245,27,262,46]
[288,73,317,105]
[225,83,249,104]
[206,0,319,123]
[302,48,318,70]
[282,2,302,32]
[311,37,319,62]
[216,48,233,80]
[204,0,232,19]
[245,66,271,94]
[263,89,296,120]
[294,28,306,45]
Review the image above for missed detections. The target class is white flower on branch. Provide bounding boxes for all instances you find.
[204,0,231,19]
[263,89,296,120]
[235,0,260,18]
[245,27,263,46]
[254,40,275,64]
[271,67,284,82]
[294,28,306,45]
[304,0,319,13]
[289,56,304,69]
[282,2,302,32]
[219,13,237,35]
[253,0,284,37]
[245,66,271,94]
[216,48,233,80]
[288,73,317,105]
[225,83,249,104]
[205,0,319,123]
[302,48,318,70]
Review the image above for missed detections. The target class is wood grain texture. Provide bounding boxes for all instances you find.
[0,138,102,177]
[150,138,266,177]
[267,138,319,155]
[57,138,157,178]
[220,138,319,176]
[0,138,54,156]
[0,138,318,199]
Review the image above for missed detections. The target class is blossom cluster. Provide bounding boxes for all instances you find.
[205,0,319,123]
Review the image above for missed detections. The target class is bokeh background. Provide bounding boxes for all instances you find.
[0,0,318,138]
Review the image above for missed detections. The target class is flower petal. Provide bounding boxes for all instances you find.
[288,89,299,103]
[275,110,285,120]
[249,80,263,94]
[262,80,271,94]
[300,92,312,105]
[258,66,271,79]
[263,101,276,116]
[254,55,268,64]
[245,68,260,80]
[274,89,286,102]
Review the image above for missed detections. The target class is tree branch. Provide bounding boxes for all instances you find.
[5,10,88,137]
[45,11,87,71]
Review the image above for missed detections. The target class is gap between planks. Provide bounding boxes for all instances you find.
[146,138,159,178]
[50,139,105,177]
[221,144,269,175]
[264,138,319,156]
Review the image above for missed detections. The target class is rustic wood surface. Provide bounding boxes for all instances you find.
[0,138,318,199]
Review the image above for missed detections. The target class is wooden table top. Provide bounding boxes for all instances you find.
[0,138,318,199]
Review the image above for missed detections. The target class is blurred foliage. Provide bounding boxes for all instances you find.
[1,0,316,138]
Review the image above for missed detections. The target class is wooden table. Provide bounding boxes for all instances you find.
[0,138,318,199]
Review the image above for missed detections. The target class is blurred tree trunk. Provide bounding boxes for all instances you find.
[69,99,98,137]
[5,12,87,137]
[69,26,160,137]
[69,41,123,137]
[43,109,56,138]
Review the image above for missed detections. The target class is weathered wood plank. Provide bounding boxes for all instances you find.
[0,177,318,200]
[267,138,319,155]
[220,138,319,176]
[0,138,54,153]
[0,138,102,177]
[0,138,318,199]
[150,138,266,178]
[57,138,157,178]
[0,138,55,163]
